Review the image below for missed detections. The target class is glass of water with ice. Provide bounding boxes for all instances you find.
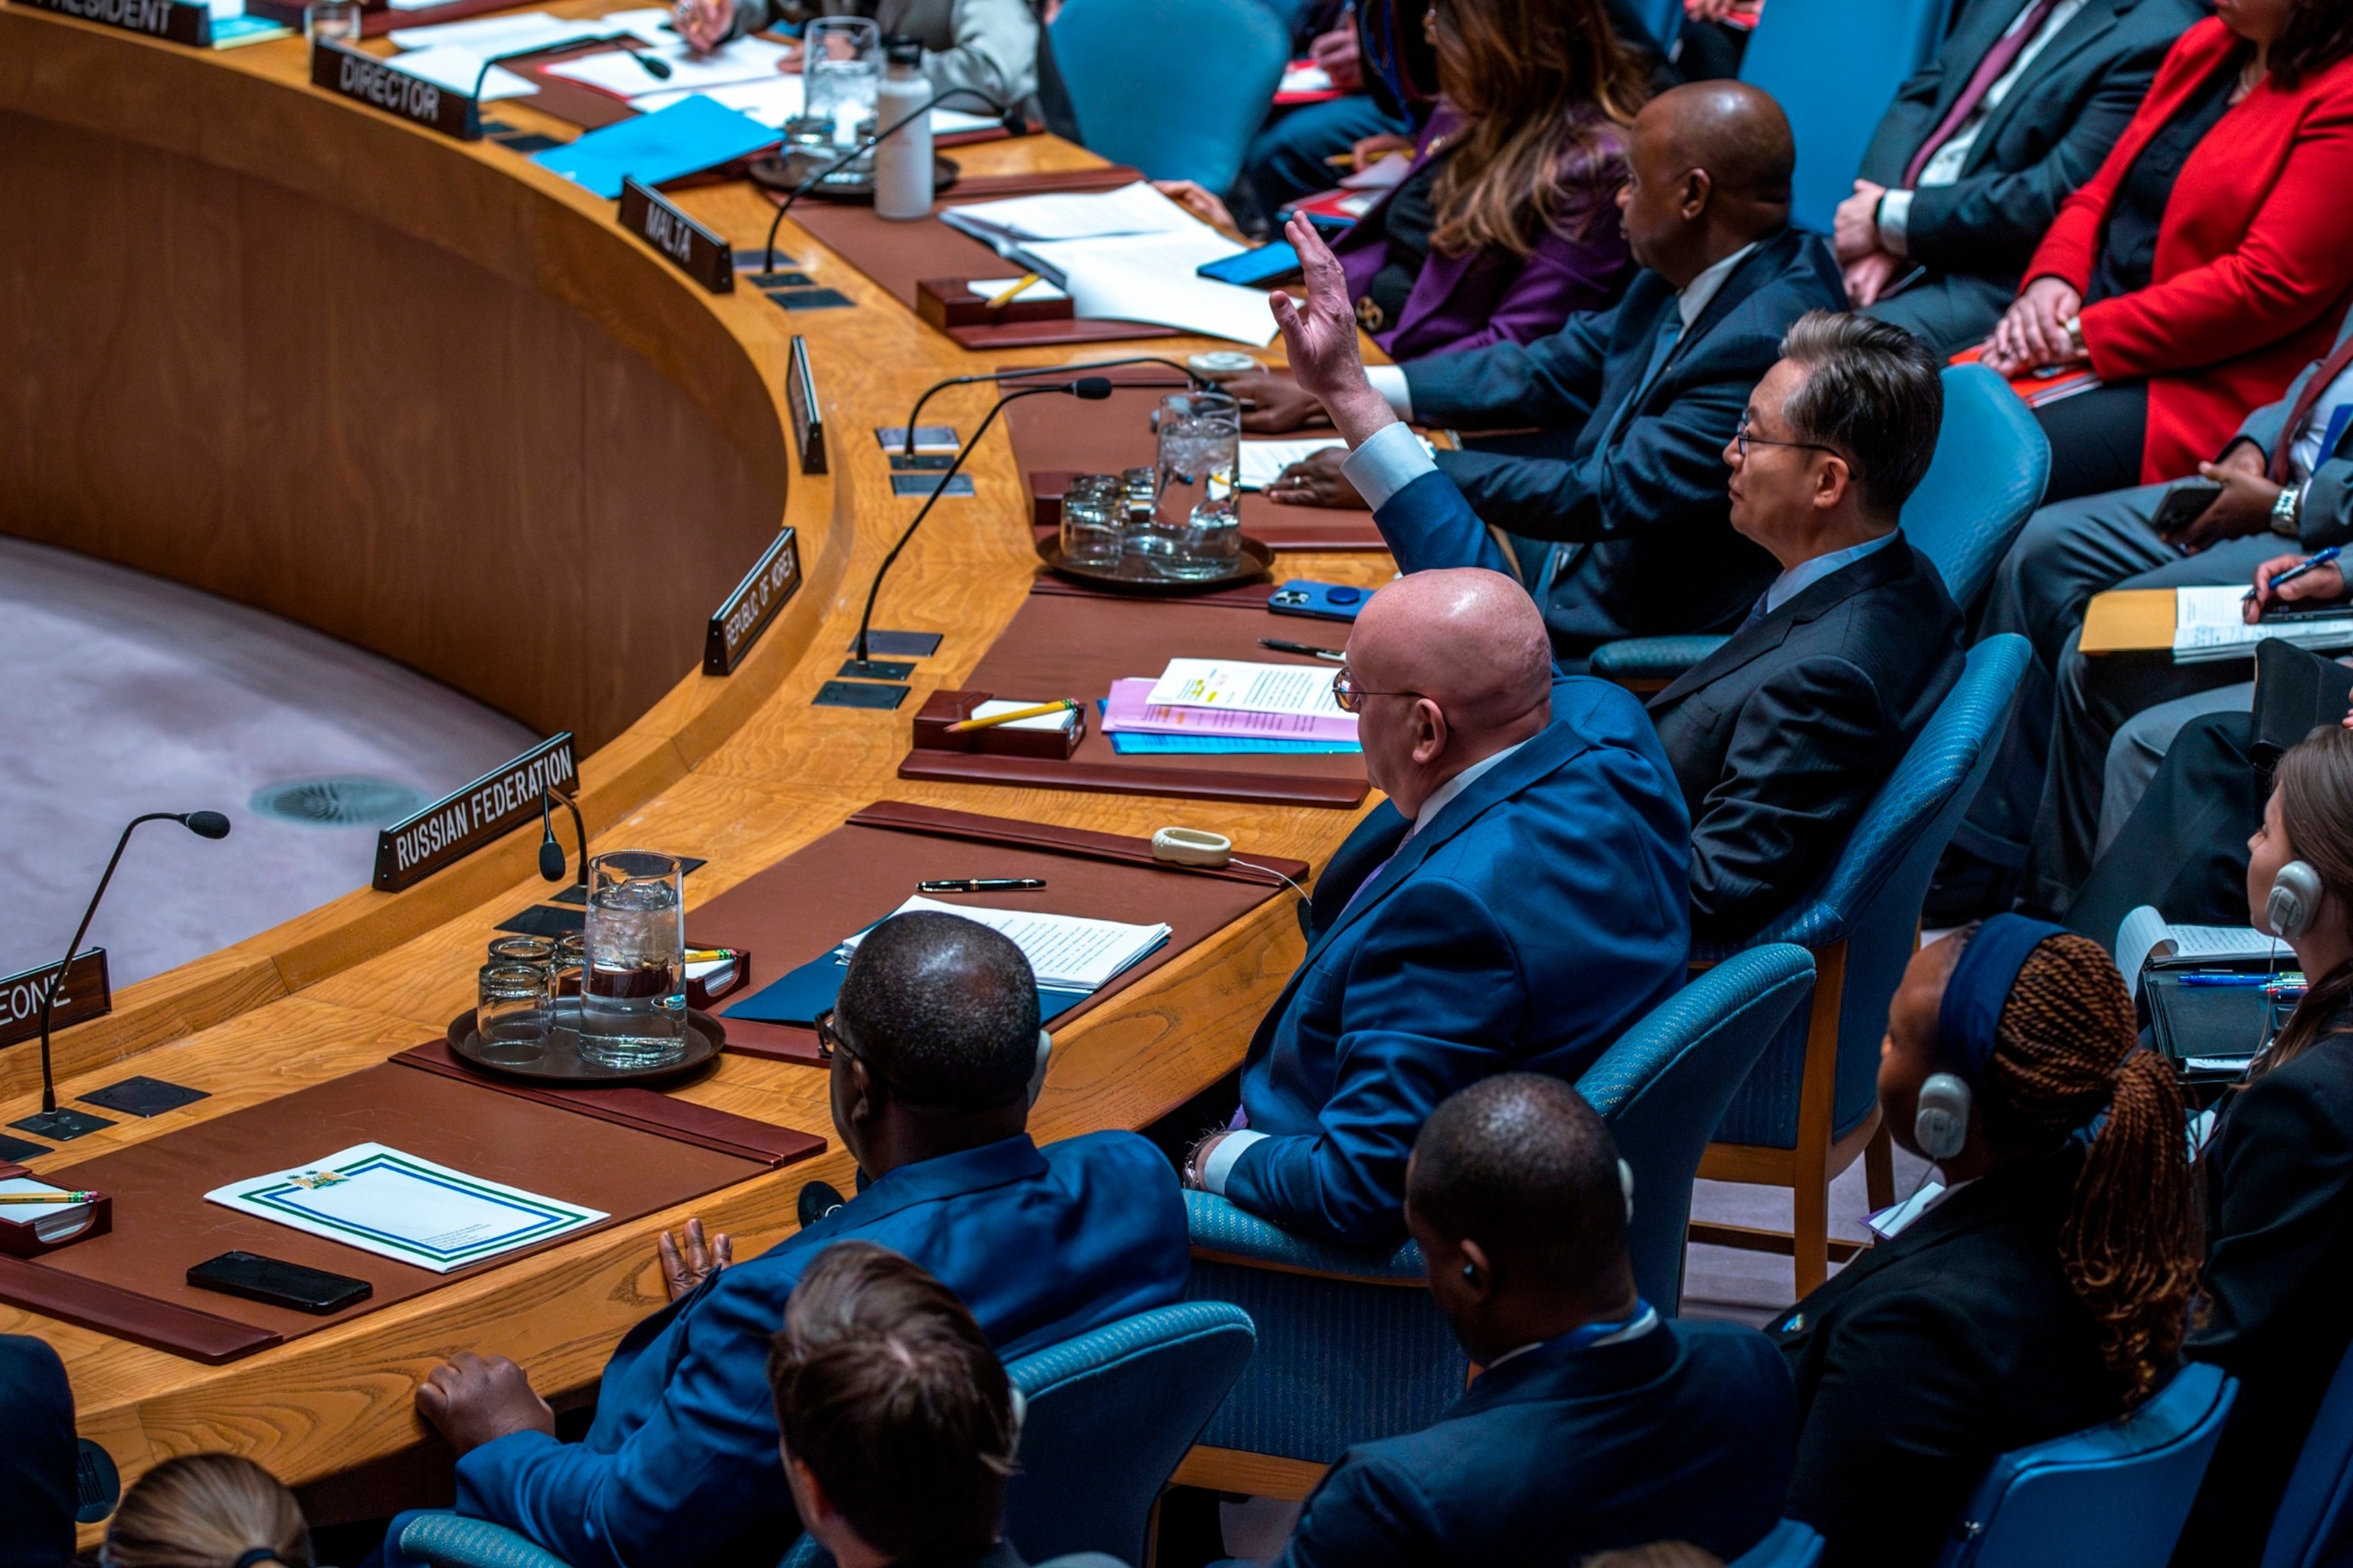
[1154,391,1243,580]
[803,18,880,149]
[580,850,688,1069]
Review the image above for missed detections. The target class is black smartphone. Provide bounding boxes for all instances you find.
[2152,478,2224,540]
[188,1251,372,1314]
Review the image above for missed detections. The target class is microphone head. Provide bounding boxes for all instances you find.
[181,811,231,840]
[639,54,672,78]
[538,839,567,882]
[1072,377,1114,401]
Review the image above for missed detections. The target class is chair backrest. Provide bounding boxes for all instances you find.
[1938,1363,2237,1568]
[1049,0,1291,190]
[1002,1301,1256,1566]
[1902,365,2053,612]
[1731,1519,1828,1568]
[2263,1336,2353,1568]
[399,1514,572,1568]
[1738,0,1956,232]
[1707,634,2031,1148]
[1577,944,1815,1312]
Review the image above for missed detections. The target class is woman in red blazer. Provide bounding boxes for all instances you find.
[1982,0,2353,500]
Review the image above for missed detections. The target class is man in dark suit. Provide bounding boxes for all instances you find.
[1232,81,1846,661]
[0,1334,77,1568]
[401,914,1190,1568]
[1262,1075,1796,1566]
[1183,570,1689,1247]
[1839,0,2199,355]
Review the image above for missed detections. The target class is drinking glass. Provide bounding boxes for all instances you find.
[803,18,879,149]
[1121,464,1174,560]
[477,962,551,1066]
[551,931,584,1000]
[1154,391,1242,580]
[1059,474,1124,569]
[305,0,361,44]
[579,850,688,1069]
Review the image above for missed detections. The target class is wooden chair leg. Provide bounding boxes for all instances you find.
[1793,1144,1831,1296]
[1864,1117,1895,1211]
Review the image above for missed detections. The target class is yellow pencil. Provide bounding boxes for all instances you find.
[985,273,1043,307]
[0,1190,96,1204]
[945,699,1077,733]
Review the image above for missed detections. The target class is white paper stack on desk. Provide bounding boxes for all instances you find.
[2173,584,2353,663]
[0,1176,100,1244]
[843,895,1169,993]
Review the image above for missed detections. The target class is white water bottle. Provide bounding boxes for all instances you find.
[874,37,932,221]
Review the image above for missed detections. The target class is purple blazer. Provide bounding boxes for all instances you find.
[1336,101,1634,361]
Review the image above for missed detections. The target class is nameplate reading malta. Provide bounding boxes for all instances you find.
[705,529,802,675]
[0,951,111,1051]
[15,0,211,46]
[313,38,481,142]
[374,734,577,892]
[620,178,734,296]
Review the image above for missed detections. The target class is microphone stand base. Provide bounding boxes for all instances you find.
[837,658,916,681]
[9,1107,115,1143]
[813,679,911,711]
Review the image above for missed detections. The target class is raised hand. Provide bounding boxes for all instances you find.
[1268,214,1397,447]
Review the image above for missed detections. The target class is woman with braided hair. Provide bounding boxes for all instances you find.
[1772,915,2198,1568]
[2175,723,2353,1565]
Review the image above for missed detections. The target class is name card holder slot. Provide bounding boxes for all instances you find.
[619,178,734,295]
[17,0,211,45]
[787,336,826,475]
[374,734,578,892]
[313,38,481,141]
[704,529,803,676]
[1,950,111,1050]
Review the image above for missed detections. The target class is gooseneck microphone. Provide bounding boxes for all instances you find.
[22,812,230,1138]
[538,785,588,890]
[759,86,1016,273]
[469,34,669,106]
[897,358,1209,458]
[852,378,1113,668]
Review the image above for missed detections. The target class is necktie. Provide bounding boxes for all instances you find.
[1736,594,1772,635]
[1636,310,1684,401]
[2270,332,2353,483]
[1338,826,1415,918]
[1903,0,2063,187]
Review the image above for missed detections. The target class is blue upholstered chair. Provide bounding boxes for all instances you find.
[1736,0,1958,233]
[1176,944,1818,1498]
[1049,0,1290,191]
[397,1514,569,1568]
[2263,1337,2353,1568]
[1733,1520,1828,1568]
[1689,634,2031,1295]
[1935,1362,2237,1568]
[1590,364,2051,691]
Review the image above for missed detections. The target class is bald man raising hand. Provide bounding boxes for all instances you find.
[1186,569,1689,1246]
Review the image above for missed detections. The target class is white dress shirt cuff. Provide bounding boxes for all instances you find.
[1877,188,1914,259]
[1340,418,1437,512]
[1365,364,1414,421]
[1201,1129,1268,1196]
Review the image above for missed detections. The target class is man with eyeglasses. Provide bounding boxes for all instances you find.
[1184,567,1689,1246]
[402,912,1187,1568]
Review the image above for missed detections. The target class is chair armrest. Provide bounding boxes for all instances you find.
[398,1516,573,1568]
[1589,635,1730,683]
[1185,1192,1425,1283]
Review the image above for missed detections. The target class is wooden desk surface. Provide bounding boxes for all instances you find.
[2080,588,2178,654]
[0,6,1395,1532]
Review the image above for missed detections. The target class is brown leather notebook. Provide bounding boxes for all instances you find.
[6,1068,764,1361]
[895,588,1369,807]
[688,803,1312,1067]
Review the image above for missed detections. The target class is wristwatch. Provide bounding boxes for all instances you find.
[2272,481,2306,539]
[2063,316,2087,356]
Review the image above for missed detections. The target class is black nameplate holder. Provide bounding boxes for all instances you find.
[704,529,803,676]
[0,950,111,1052]
[620,178,734,295]
[787,336,827,475]
[373,733,578,892]
[16,0,210,45]
[313,38,481,142]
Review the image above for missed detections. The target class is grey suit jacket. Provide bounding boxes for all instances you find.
[2235,308,2353,551]
[739,0,1037,106]
[1857,0,2200,282]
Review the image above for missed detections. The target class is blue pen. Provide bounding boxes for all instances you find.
[2177,974,2271,987]
[2247,545,2342,604]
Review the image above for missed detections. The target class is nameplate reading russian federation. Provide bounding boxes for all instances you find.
[15,0,211,45]
[313,38,481,142]
[619,178,734,296]
[374,735,577,892]
[705,529,803,675]
[0,950,112,1050]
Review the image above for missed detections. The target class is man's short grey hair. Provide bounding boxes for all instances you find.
[1777,310,1945,520]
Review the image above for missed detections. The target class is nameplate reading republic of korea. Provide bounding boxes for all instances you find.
[15,0,211,46]
[705,529,803,675]
[374,734,577,892]
[312,38,481,142]
[0,951,112,1051]
[619,178,734,296]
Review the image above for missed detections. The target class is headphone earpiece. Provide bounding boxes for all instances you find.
[1461,1262,1477,1282]
[1914,1072,1973,1162]
[2269,859,2324,941]
[1026,1030,1052,1108]
[1618,1157,1636,1223]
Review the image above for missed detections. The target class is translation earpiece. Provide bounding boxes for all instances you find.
[1618,1157,1635,1223]
[1026,1029,1052,1108]
[1151,827,1232,868]
[1914,1072,1973,1162]
[2269,859,2323,941]
[1461,1262,1478,1282]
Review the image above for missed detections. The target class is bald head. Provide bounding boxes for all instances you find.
[1352,569,1551,737]
[1618,81,1793,286]
[1644,80,1795,207]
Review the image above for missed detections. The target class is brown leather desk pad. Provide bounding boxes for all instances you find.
[4,1067,772,1362]
[895,588,1370,807]
[690,800,1310,1067]
[1004,369,1387,552]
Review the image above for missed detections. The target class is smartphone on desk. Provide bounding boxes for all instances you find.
[188,1250,372,1314]
[1268,581,1369,621]
[1198,242,1302,289]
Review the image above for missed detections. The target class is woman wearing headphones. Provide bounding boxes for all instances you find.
[2175,723,2353,1563]
[1773,917,2198,1568]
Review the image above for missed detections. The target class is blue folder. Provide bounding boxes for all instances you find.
[532,97,780,200]
[724,951,1097,1027]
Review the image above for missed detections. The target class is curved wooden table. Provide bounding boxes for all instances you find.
[0,5,1391,1530]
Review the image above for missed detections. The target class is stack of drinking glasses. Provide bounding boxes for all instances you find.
[470,852,692,1074]
[1057,391,1245,583]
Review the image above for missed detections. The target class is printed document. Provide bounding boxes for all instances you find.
[385,45,538,100]
[940,182,1203,245]
[1147,659,1353,719]
[2174,584,2353,663]
[388,12,614,51]
[2117,905,2289,997]
[1105,679,1356,741]
[841,897,1168,993]
[548,34,791,98]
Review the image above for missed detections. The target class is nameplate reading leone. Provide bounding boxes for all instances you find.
[15,0,210,46]
[373,734,578,892]
[0,950,112,1051]
[620,178,734,296]
[705,529,803,676]
[312,38,481,142]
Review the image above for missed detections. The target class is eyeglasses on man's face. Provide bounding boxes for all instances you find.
[1733,410,1851,470]
[813,1007,859,1066]
[1330,665,1431,715]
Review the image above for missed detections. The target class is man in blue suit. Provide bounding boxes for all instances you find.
[1265,1075,1798,1566]
[0,1334,77,1568]
[406,913,1190,1568]
[1184,569,1689,1246]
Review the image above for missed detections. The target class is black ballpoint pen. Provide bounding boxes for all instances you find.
[1258,637,1346,663]
[919,878,1048,893]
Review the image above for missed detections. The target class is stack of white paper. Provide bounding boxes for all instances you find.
[843,896,1169,993]
[1237,436,1435,489]
[1146,659,1354,720]
[2117,905,2290,996]
[0,1176,100,1244]
[633,74,805,126]
[939,182,1205,246]
[547,34,791,99]
[382,44,539,100]
[388,11,614,52]
[2174,584,2353,663]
